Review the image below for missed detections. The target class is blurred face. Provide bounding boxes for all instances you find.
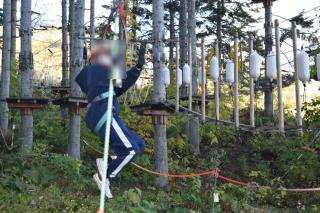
[88,44,112,67]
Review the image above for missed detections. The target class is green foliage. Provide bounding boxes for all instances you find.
[303,96,320,125]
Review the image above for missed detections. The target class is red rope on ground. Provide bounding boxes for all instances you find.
[131,162,218,178]
[82,139,320,192]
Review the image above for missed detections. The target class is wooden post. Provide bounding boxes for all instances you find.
[201,38,206,121]
[68,0,85,158]
[152,0,168,188]
[291,21,303,135]
[188,37,193,111]
[249,33,255,128]
[90,0,95,47]
[275,19,284,134]
[234,33,239,130]
[175,39,180,112]
[214,41,220,120]
[0,0,11,136]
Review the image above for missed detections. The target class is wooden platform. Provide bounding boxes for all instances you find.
[130,102,176,116]
[52,97,88,108]
[51,86,70,96]
[180,95,214,102]
[6,98,49,115]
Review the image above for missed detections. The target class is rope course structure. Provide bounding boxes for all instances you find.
[1,1,320,211]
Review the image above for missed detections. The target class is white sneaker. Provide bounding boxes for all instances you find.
[93,173,113,198]
[96,157,117,178]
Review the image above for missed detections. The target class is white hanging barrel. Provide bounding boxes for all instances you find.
[183,63,191,85]
[266,52,277,81]
[225,61,234,84]
[317,53,320,81]
[177,68,182,87]
[162,65,170,87]
[249,51,261,80]
[210,56,219,80]
[297,50,310,83]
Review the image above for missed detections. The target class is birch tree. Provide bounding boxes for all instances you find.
[153,0,168,188]
[0,0,11,136]
[20,0,33,152]
[68,0,85,158]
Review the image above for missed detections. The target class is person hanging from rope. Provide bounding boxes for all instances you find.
[75,41,146,198]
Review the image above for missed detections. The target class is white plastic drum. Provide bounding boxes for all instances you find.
[183,63,191,85]
[266,52,277,81]
[297,50,310,83]
[249,51,261,80]
[225,61,234,84]
[210,56,219,80]
[162,65,170,87]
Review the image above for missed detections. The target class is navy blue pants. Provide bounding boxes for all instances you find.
[97,114,145,178]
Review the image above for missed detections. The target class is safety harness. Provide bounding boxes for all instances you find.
[87,91,116,134]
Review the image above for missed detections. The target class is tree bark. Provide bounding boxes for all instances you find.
[179,0,188,97]
[69,0,75,75]
[61,0,69,119]
[263,0,274,119]
[152,0,168,188]
[20,0,33,152]
[62,0,69,87]
[217,0,224,71]
[68,0,85,158]
[90,0,95,47]
[188,0,197,95]
[10,0,16,62]
[169,1,175,69]
[0,0,11,136]
[187,0,200,155]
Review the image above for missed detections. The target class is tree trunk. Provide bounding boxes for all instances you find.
[61,0,69,119]
[10,0,17,62]
[264,0,274,119]
[20,0,33,152]
[187,0,200,155]
[152,0,168,188]
[179,0,188,97]
[217,0,224,71]
[188,0,197,95]
[0,0,11,136]
[69,0,75,75]
[68,0,85,158]
[90,0,95,47]
[169,2,175,69]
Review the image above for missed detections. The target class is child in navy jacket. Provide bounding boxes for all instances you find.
[75,45,146,198]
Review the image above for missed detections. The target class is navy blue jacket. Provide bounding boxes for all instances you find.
[75,64,141,132]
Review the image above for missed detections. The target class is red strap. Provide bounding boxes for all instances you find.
[118,1,125,18]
